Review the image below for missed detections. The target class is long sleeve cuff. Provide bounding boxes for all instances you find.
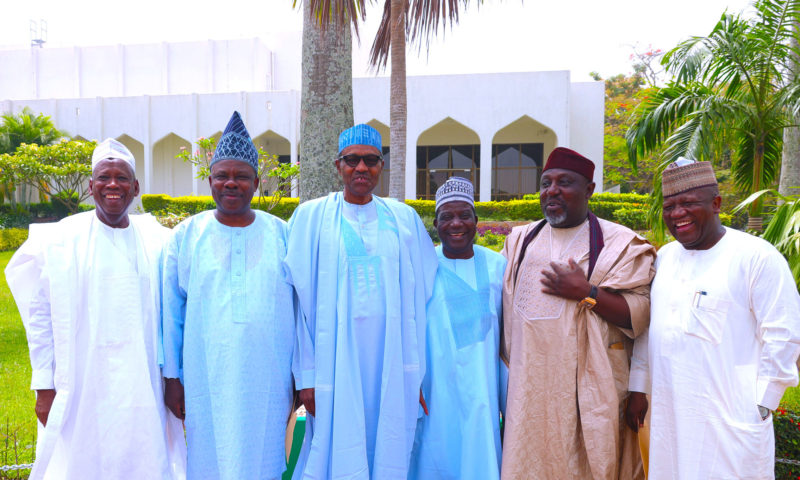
[628,371,650,395]
[30,368,55,390]
[162,362,182,380]
[757,378,787,411]
[295,369,315,390]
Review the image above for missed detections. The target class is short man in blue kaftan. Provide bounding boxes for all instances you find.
[162,111,295,480]
[284,124,438,479]
[409,177,507,480]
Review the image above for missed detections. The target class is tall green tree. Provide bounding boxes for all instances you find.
[594,71,661,193]
[305,0,472,200]
[626,0,800,232]
[0,140,94,214]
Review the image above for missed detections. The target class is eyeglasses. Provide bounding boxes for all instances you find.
[337,154,383,168]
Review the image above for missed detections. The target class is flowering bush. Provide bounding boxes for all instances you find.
[775,408,800,479]
[475,231,505,252]
[477,225,511,236]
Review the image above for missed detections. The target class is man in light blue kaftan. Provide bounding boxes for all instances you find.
[162,111,295,480]
[409,177,507,480]
[284,124,438,480]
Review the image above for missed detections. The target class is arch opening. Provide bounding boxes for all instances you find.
[491,116,557,200]
[416,117,480,201]
[153,133,192,197]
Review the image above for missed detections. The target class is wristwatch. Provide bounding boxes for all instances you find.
[758,405,771,420]
[580,285,598,310]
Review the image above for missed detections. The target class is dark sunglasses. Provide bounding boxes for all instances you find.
[338,154,383,168]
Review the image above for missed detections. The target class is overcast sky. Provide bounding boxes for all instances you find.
[1,0,754,81]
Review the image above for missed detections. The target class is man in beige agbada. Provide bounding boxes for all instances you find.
[500,147,656,479]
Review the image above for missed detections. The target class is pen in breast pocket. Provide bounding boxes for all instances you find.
[693,290,707,308]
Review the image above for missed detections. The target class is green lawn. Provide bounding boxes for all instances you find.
[0,250,37,471]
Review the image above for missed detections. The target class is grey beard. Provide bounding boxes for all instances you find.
[545,211,568,226]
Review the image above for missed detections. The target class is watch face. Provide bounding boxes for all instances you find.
[759,406,770,420]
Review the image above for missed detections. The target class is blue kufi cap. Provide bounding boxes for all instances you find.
[338,124,382,154]
[211,111,259,172]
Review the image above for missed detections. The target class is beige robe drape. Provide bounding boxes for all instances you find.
[500,218,656,480]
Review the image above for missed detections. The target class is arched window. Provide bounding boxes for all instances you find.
[491,143,543,200]
[416,145,480,200]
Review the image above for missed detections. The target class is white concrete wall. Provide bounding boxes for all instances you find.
[569,81,605,189]
[0,39,603,200]
[0,39,274,100]
[354,71,578,200]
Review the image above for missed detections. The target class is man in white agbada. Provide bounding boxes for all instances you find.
[627,158,800,479]
[161,111,295,480]
[285,124,437,479]
[5,138,186,480]
[409,177,507,480]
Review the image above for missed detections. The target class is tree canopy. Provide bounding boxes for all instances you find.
[626,0,800,232]
[0,107,65,154]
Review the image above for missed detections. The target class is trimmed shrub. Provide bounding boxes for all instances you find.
[475,232,505,252]
[523,192,649,204]
[774,408,800,479]
[612,207,648,231]
[142,195,300,222]
[0,228,28,251]
[0,206,33,229]
[143,193,655,231]
[0,202,92,229]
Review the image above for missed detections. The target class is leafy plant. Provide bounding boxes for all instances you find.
[774,408,800,479]
[626,0,800,234]
[734,189,800,288]
[0,140,95,214]
[175,137,300,213]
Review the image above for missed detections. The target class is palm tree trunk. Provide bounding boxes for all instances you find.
[387,0,407,200]
[779,20,800,198]
[299,2,354,202]
[748,140,765,231]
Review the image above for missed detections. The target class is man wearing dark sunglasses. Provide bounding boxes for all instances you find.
[285,124,438,479]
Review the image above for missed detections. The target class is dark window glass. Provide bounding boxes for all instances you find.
[377,147,390,196]
[415,144,480,200]
[428,146,449,169]
[491,143,544,200]
[496,145,520,167]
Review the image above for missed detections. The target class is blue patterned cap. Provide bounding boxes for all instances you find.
[338,124,382,154]
[211,111,258,172]
[435,177,474,211]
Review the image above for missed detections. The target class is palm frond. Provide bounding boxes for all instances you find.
[369,0,475,68]
[626,82,739,168]
[731,126,783,192]
[368,0,394,68]
[301,0,369,36]
[736,188,800,288]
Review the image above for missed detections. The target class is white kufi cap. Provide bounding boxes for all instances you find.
[92,138,135,172]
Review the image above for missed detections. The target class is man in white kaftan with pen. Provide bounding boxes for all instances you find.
[409,177,507,480]
[5,138,186,480]
[285,124,437,479]
[162,112,295,480]
[627,159,800,479]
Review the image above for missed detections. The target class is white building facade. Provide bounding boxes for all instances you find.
[0,37,604,201]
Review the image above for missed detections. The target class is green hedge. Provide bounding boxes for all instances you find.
[523,192,650,204]
[142,194,300,221]
[0,228,28,251]
[0,202,94,229]
[142,194,651,230]
[774,408,800,479]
